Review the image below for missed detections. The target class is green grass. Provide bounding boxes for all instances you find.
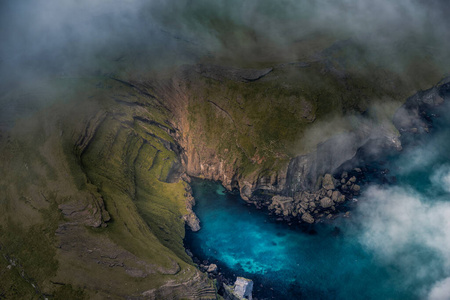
[0,77,215,298]
[185,38,446,182]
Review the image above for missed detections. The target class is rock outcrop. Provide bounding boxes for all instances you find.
[184,191,201,231]
[223,277,253,300]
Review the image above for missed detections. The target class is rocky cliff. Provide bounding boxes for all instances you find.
[152,40,443,220]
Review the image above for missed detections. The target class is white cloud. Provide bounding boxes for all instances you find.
[356,185,450,296]
[428,277,450,300]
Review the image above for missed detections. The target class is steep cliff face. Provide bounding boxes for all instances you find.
[156,40,443,205]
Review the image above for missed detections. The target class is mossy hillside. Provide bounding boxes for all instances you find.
[0,77,214,298]
[186,41,445,180]
[80,115,189,264]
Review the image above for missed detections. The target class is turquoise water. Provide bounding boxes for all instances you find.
[185,97,450,299]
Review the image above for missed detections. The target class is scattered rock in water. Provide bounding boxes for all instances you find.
[337,194,346,203]
[352,184,360,194]
[331,190,341,202]
[207,264,218,274]
[301,213,315,224]
[263,169,365,224]
[320,197,334,209]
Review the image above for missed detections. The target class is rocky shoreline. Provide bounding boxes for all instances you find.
[182,77,450,299]
[194,77,449,226]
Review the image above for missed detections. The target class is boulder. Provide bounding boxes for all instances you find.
[331,190,341,202]
[320,197,334,208]
[301,213,315,224]
[352,184,360,193]
[349,176,357,183]
[322,174,335,190]
[207,264,218,274]
[300,202,309,210]
[337,195,346,203]
[271,196,294,211]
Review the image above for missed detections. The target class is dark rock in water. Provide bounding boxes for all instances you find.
[320,197,334,208]
[207,263,218,274]
[337,194,346,203]
[301,212,315,224]
[331,190,341,202]
[352,184,360,194]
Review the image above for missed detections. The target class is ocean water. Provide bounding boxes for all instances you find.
[185,96,450,299]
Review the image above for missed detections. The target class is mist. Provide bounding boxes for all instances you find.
[351,100,450,299]
[1,0,449,81]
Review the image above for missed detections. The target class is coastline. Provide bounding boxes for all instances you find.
[183,77,450,299]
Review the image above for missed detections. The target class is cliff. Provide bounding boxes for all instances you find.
[154,40,443,208]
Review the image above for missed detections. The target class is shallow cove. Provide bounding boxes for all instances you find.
[185,95,450,299]
[186,179,401,299]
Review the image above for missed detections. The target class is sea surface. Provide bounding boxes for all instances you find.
[185,95,450,299]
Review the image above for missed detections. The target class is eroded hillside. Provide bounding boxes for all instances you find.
[0,78,215,299]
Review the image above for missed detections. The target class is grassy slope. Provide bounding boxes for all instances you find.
[185,39,445,180]
[0,77,214,299]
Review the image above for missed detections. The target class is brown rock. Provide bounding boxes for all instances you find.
[301,213,315,224]
[322,174,335,190]
[337,195,346,203]
[331,190,341,202]
[320,197,334,208]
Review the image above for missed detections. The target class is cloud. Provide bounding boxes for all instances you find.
[355,184,450,297]
[1,0,449,81]
[428,277,450,300]
[431,165,450,193]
